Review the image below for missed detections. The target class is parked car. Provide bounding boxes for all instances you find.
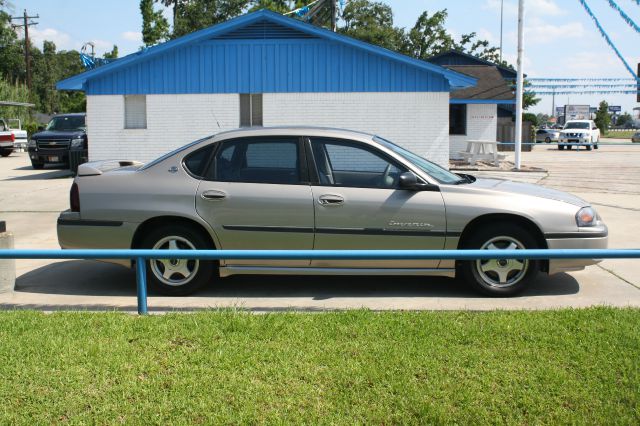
[58,127,608,297]
[28,113,88,171]
[4,119,28,151]
[535,128,560,143]
[632,132,640,143]
[558,120,600,151]
[0,119,14,157]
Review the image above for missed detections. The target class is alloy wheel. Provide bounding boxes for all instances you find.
[150,236,200,287]
[475,236,528,288]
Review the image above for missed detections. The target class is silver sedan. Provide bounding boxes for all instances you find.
[57,127,608,296]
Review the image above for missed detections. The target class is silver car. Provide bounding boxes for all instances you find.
[57,127,608,296]
[535,128,560,143]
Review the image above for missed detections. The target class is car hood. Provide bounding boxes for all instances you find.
[32,130,85,139]
[469,178,588,207]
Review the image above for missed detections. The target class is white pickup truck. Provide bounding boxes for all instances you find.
[0,119,28,157]
[558,120,600,151]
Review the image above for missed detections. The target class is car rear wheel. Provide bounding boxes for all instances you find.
[0,148,12,157]
[141,225,215,296]
[544,137,551,143]
[558,145,565,150]
[31,161,44,169]
[458,224,539,296]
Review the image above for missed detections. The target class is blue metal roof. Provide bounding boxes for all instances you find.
[57,9,476,95]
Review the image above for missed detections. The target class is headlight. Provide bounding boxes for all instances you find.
[70,137,84,148]
[576,206,597,227]
[27,139,36,148]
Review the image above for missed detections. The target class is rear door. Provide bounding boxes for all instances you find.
[195,136,314,266]
[308,137,447,269]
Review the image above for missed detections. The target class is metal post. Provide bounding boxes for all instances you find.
[135,257,148,315]
[330,0,337,32]
[499,0,504,62]
[514,0,525,170]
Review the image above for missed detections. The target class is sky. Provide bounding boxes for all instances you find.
[5,0,640,116]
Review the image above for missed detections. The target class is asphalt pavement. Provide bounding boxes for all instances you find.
[1,141,639,312]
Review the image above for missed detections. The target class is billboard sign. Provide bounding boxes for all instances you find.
[608,105,622,113]
[565,105,590,121]
[556,107,564,115]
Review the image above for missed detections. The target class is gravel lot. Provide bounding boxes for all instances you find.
[1,142,639,311]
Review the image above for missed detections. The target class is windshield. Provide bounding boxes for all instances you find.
[564,122,589,130]
[46,116,86,131]
[139,136,213,171]
[373,136,464,184]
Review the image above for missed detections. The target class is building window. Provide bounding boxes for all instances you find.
[449,104,467,135]
[239,94,263,127]
[124,95,147,129]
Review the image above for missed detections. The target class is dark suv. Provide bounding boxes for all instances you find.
[28,113,88,171]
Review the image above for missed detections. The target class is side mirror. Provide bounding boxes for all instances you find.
[399,171,418,188]
[399,171,437,191]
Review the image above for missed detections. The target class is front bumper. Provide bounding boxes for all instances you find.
[559,137,592,145]
[545,227,608,275]
[57,211,137,268]
[28,148,88,164]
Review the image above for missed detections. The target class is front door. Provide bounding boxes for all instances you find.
[195,136,314,266]
[308,137,447,268]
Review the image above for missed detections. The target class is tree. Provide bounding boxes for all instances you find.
[171,0,250,38]
[103,45,119,60]
[616,112,632,127]
[141,0,170,46]
[404,9,456,60]
[340,0,406,52]
[594,100,611,135]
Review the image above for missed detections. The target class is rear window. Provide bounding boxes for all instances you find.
[183,144,215,177]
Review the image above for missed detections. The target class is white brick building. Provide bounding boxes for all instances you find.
[58,10,476,167]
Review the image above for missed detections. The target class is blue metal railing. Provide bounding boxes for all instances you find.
[1,248,640,314]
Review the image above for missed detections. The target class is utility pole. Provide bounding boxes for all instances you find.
[499,0,504,62]
[11,10,39,90]
[330,0,337,32]
[514,0,525,170]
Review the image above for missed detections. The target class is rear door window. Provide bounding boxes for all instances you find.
[208,137,303,185]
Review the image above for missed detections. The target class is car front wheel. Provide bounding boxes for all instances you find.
[141,225,215,296]
[458,224,539,296]
[0,148,12,157]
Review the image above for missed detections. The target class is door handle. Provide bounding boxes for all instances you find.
[318,194,344,206]
[201,190,227,201]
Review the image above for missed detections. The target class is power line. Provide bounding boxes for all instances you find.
[11,9,39,90]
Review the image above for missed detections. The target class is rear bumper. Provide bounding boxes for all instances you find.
[57,211,137,268]
[545,229,608,275]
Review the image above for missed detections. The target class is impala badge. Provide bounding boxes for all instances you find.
[388,220,434,229]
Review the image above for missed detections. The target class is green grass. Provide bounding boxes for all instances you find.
[0,309,638,424]
[604,130,637,139]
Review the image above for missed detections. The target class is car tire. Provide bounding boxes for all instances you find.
[586,145,592,151]
[567,145,572,150]
[31,162,44,169]
[559,145,565,150]
[458,223,539,297]
[545,137,551,143]
[141,224,216,296]
[0,148,12,157]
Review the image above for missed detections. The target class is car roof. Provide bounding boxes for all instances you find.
[212,126,377,141]
[52,113,86,117]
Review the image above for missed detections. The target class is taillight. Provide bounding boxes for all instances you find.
[70,182,80,212]
[10,133,15,142]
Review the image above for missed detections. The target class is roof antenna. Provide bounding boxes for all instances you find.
[211,107,221,130]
